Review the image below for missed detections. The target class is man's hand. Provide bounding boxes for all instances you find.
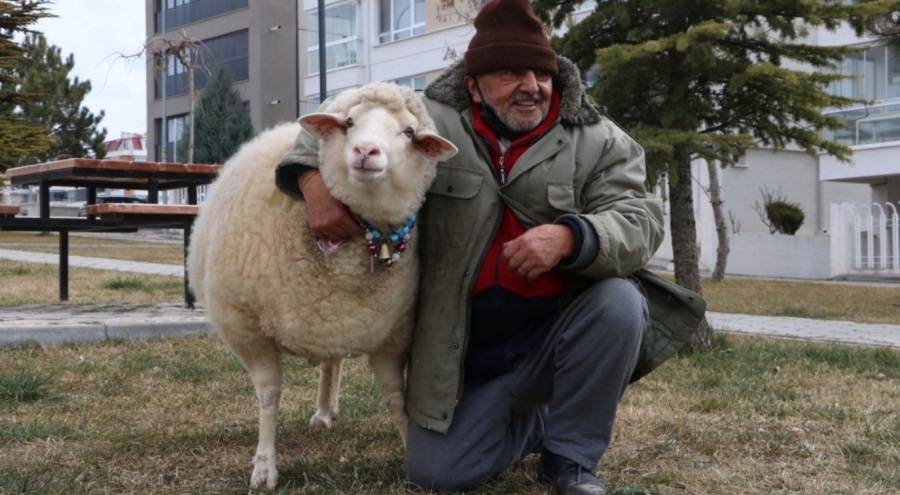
[502,224,575,282]
[298,171,365,241]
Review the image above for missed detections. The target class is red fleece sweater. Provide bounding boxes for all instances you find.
[470,91,566,298]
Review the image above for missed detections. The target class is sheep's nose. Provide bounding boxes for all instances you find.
[353,142,381,159]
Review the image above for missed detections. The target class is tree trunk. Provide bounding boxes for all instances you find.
[669,149,712,350]
[707,159,729,282]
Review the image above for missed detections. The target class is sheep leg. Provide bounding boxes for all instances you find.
[224,335,283,489]
[368,351,409,446]
[310,358,342,431]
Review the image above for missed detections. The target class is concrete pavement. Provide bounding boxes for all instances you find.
[0,247,898,349]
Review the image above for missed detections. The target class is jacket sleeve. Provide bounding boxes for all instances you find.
[274,126,321,200]
[574,120,665,279]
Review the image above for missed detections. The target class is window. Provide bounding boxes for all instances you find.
[826,44,900,101]
[155,114,190,162]
[393,75,426,91]
[823,44,900,146]
[200,30,250,83]
[155,30,249,99]
[823,102,900,146]
[379,0,425,43]
[155,0,248,32]
[307,2,359,75]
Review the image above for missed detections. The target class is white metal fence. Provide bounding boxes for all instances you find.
[831,202,900,276]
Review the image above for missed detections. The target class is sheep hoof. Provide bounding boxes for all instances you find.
[309,411,335,432]
[250,456,278,489]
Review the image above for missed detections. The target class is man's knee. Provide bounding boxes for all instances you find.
[406,455,479,492]
[576,277,647,335]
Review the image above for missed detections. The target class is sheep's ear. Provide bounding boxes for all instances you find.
[298,113,346,140]
[413,131,458,162]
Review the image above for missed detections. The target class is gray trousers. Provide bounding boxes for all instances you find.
[405,277,647,491]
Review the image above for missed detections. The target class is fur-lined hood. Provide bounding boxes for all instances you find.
[423,56,603,127]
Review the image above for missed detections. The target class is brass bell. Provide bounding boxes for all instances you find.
[377,243,392,264]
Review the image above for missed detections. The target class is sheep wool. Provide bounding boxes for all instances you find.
[187,82,457,489]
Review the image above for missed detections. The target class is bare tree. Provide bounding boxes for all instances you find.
[706,160,729,282]
[728,210,742,234]
[119,30,208,163]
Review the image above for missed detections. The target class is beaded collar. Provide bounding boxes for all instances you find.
[365,213,417,269]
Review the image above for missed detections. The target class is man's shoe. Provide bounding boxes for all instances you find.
[539,450,607,495]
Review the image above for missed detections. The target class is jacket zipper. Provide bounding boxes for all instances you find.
[454,115,507,405]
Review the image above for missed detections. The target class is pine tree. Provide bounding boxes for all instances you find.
[0,0,53,171]
[536,0,900,349]
[866,9,900,49]
[180,65,254,164]
[12,33,107,163]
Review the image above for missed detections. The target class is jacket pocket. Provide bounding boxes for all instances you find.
[424,166,484,248]
[629,268,707,383]
[547,180,579,214]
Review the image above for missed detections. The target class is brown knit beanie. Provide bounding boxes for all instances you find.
[464,0,558,77]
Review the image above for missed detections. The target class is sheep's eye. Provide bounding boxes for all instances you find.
[345,117,354,129]
[403,127,415,138]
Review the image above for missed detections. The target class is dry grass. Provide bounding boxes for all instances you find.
[1,334,897,494]
[0,261,183,305]
[700,277,900,325]
[0,232,186,266]
[1,232,898,493]
[0,231,185,305]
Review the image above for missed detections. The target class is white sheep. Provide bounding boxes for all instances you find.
[187,82,458,489]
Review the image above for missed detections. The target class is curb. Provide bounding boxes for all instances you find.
[0,320,213,348]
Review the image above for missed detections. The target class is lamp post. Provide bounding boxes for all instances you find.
[318,0,326,103]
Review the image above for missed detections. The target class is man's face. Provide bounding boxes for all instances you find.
[466,69,553,133]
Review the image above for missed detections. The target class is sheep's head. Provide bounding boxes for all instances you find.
[298,83,458,223]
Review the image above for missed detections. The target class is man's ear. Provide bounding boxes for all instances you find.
[464,76,483,104]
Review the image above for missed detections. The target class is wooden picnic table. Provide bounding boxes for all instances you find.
[1,158,220,307]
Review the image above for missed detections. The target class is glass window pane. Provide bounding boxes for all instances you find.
[394,0,409,30]
[307,11,319,46]
[379,0,392,34]
[415,0,425,24]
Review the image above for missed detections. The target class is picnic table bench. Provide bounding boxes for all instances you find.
[0,205,21,218]
[0,158,220,307]
[84,203,202,225]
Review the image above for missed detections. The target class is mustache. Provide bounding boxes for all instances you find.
[510,92,543,105]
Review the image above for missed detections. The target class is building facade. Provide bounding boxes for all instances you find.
[296,0,479,113]
[145,0,298,162]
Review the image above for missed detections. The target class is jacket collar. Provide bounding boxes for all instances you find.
[424,56,602,127]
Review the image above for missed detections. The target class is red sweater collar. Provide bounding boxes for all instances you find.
[472,90,562,150]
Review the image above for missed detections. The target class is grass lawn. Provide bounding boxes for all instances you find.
[1,334,898,494]
[1,233,898,493]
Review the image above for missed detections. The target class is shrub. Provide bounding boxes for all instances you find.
[753,186,805,235]
[765,200,805,235]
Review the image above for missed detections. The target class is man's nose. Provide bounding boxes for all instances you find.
[517,70,539,92]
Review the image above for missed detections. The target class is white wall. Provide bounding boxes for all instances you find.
[721,149,822,235]
[727,234,832,279]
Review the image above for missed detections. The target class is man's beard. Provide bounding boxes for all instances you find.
[481,91,548,134]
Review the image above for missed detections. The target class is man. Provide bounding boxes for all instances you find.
[275,1,701,493]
